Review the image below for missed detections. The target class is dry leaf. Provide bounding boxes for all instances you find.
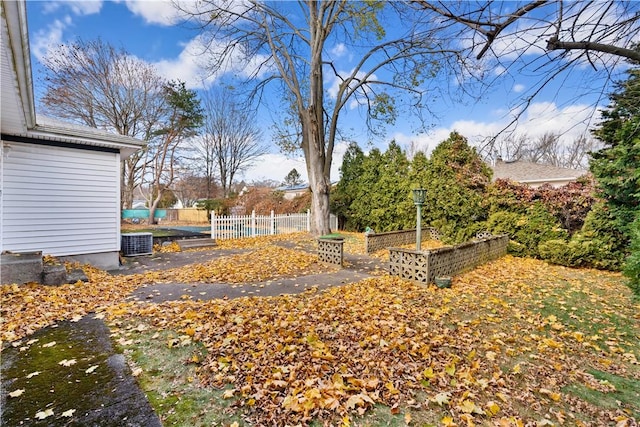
[9,389,25,398]
[404,412,412,424]
[432,392,451,406]
[35,409,54,419]
[62,409,76,417]
[539,388,562,401]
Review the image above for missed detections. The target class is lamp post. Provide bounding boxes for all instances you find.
[412,188,427,250]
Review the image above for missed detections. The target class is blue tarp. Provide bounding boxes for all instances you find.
[122,209,167,219]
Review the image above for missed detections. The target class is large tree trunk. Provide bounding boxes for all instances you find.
[302,106,331,236]
[301,1,332,236]
[307,147,331,236]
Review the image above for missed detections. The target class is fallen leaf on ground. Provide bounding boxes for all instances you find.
[35,409,54,419]
[9,389,25,398]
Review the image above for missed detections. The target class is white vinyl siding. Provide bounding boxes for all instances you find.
[1,141,120,256]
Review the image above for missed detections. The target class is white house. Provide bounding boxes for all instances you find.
[276,183,310,200]
[1,1,144,270]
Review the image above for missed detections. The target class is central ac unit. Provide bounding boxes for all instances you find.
[121,233,153,256]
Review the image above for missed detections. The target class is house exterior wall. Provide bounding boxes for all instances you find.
[1,140,121,269]
[283,190,305,200]
[520,178,576,188]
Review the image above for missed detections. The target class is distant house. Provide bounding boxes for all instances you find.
[491,159,587,188]
[276,183,309,200]
[132,200,148,210]
[1,1,144,270]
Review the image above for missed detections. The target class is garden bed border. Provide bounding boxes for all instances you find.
[365,228,441,254]
[389,234,508,284]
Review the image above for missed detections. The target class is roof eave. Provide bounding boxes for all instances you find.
[27,123,145,158]
[519,176,585,184]
[3,0,36,129]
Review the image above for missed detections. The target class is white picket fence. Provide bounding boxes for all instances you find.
[211,210,338,240]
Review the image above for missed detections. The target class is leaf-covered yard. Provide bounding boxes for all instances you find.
[2,233,639,426]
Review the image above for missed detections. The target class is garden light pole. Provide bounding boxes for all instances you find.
[412,188,427,251]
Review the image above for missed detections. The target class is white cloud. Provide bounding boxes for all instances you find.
[513,83,525,93]
[493,65,507,76]
[42,1,103,16]
[151,37,211,88]
[518,102,599,139]
[120,0,182,26]
[31,18,70,61]
[240,153,308,184]
[241,140,349,184]
[330,43,347,58]
[31,0,102,62]
[391,101,601,157]
[151,35,271,89]
[326,68,378,110]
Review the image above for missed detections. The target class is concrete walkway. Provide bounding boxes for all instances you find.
[119,242,387,304]
[128,268,376,303]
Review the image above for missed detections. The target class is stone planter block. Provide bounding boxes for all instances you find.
[1,251,43,285]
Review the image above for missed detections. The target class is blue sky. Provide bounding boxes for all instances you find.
[24,0,634,183]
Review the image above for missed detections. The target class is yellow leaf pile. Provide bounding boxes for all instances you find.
[1,266,139,343]
[1,244,328,343]
[215,233,315,250]
[153,241,181,253]
[2,231,639,426]
[107,256,639,426]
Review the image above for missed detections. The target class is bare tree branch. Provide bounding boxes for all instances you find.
[174,0,467,234]
[39,38,166,209]
[546,38,640,62]
[198,86,267,198]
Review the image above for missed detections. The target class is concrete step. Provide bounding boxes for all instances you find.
[176,238,217,250]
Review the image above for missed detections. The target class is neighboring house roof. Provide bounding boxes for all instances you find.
[276,183,309,192]
[131,200,148,209]
[0,1,144,157]
[491,159,586,187]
